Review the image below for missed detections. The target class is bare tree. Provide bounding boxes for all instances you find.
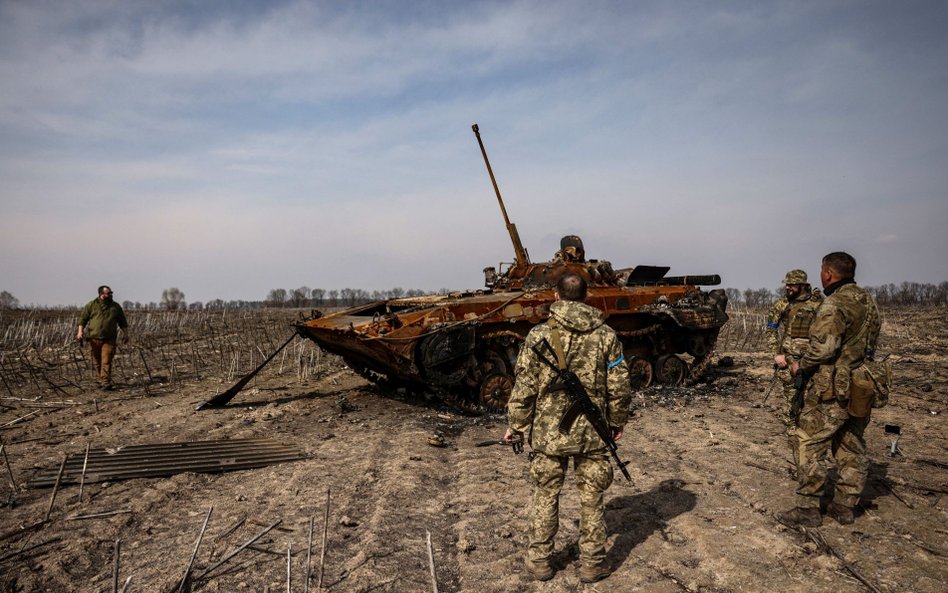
[290,286,310,308]
[0,291,20,309]
[340,288,355,306]
[267,288,288,308]
[161,287,186,311]
[311,288,325,306]
[742,288,772,308]
[724,288,743,306]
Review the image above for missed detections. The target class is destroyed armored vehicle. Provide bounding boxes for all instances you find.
[292,125,729,410]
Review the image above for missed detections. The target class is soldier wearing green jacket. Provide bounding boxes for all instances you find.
[779,252,881,528]
[76,285,129,390]
[504,272,632,583]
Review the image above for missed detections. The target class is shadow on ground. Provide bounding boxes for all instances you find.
[549,478,698,570]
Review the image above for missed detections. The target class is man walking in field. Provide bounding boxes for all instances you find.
[778,252,882,527]
[504,272,632,583]
[766,269,823,452]
[76,285,129,391]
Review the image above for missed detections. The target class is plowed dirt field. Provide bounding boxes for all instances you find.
[1,308,945,592]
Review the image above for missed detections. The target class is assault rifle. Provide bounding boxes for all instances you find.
[762,364,780,403]
[790,368,813,422]
[530,338,632,481]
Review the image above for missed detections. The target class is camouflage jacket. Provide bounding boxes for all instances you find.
[766,289,823,358]
[766,298,790,356]
[507,300,632,456]
[799,281,880,399]
[78,299,128,341]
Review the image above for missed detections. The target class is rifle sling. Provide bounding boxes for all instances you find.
[548,322,609,435]
[549,320,568,371]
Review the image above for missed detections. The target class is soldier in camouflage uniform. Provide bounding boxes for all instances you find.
[778,252,881,527]
[552,234,586,263]
[765,270,823,435]
[503,272,631,583]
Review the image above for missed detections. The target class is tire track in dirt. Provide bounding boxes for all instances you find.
[299,390,465,593]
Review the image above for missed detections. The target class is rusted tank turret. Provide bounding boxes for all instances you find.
[295,124,728,410]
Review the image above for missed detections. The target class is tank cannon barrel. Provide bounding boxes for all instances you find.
[472,123,530,267]
[626,274,721,286]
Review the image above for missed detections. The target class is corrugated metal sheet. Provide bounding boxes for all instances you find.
[28,438,307,487]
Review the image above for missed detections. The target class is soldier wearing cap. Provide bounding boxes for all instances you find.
[552,235,586,263]
[766,270,823,443]
[779,251,881,527]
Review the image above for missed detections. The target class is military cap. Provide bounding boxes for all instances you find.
[782,269,808,284]
[560,235,584,251]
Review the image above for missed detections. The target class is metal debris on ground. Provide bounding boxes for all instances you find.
[27,438,307,488]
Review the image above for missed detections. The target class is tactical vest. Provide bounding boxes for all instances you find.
[781,291,822,358]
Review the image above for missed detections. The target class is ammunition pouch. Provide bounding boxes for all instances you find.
[847,367,874,417]
[850,358,892,412]
[813,366,836,402]
[847,359,892,416]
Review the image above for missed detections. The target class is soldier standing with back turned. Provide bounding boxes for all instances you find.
[778,252,881,527]
[765,269,822,454]
[503,272,632,583]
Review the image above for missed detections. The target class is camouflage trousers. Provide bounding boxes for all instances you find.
[793,397,870,509]
[528,451,613,567]
[777,373,801,461]
[774,368,795,428]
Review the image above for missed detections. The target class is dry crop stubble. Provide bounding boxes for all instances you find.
[0,306,945,592]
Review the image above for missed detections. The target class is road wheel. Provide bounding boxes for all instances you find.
[479,372,514,410]
[627,356,654,389]
[655,354,687,385]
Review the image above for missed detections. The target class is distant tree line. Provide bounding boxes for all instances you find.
[3,281,947,311]
[724,281,948,308]
[113,286,436,312]
[864,282,948,306]
[264,286,431,308]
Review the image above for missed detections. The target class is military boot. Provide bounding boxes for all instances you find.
[826,501,855,525]
[579,563,611,584]
[524,559,553,581]
[776,507,822,528]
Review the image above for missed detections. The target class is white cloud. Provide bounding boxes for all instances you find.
[2,1,947,305]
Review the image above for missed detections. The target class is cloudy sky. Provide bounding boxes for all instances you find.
[2,0,946,306]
